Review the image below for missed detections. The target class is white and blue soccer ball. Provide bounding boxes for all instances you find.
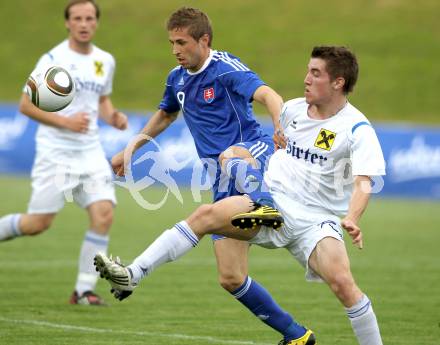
[26,65,75,112]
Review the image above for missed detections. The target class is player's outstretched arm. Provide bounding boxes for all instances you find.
[19,93,89,133]
[341,175,372,249]
[253,85,286,149]
[111,109,178,176]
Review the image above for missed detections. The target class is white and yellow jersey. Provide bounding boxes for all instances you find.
[265,97,386,216]
[26,40,115,150]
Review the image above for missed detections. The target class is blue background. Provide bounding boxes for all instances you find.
[1,103,439,201]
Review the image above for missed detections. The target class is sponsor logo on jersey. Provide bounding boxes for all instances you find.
[178,76,184,86]
[289,120,297,130]
[314,128,336,151]
[94,61,104,76]
[203,87,215,103]
[286,140,328,165]
[74,77,104,94]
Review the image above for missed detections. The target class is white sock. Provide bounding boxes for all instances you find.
[75,230,109,295]
[346,294,383,345]
[0,214,22,241]
[128,221,198,283]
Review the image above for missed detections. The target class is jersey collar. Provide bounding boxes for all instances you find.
[186,49,214,76]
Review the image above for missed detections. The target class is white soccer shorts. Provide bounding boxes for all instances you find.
[27,145,116,214]
[248,189,344,282]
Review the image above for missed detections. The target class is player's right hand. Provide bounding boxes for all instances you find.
[65,112,90,133]
[111,150,126,176]
[273,126,287,150]
[341,218,363,249]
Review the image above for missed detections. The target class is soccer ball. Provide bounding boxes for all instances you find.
[26,65,75,112]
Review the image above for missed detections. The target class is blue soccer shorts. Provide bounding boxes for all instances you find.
[211,138,274,241]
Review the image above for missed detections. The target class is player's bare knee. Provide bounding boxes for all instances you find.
[328,273,356,301]
[218,148,233,166]
[102,213,113,230]
[219,147,254,170]
[218,272,246,292]
[92,212,113,233]
[92,207,113,232]
[194,204,216,229]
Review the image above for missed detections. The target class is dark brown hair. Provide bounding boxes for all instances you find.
[311,46,359,94]
[64,0,100,20]
[167,7,213,47]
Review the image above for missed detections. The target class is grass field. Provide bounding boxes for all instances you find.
[1,1,440,123]
[0,176,439,344]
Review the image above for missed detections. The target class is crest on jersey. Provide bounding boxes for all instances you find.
[314,128,336,151]
[94,61,104,76]
[203,87,215,103]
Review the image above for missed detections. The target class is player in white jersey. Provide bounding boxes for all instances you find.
[95,46,385,344]
[0,0,128,305]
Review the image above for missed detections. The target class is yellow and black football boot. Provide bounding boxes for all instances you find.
[278,329,316,345]
[231,203,284,230]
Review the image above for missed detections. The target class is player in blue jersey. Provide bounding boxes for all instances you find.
[109,7,312,345]
[96,45,385,345]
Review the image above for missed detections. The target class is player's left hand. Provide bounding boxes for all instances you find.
[341,217,363,249]
[273,126,287,150]
[112,111,128,130]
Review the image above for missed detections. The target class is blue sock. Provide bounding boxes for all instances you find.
[225,157,274,207]
[231,276,306,340]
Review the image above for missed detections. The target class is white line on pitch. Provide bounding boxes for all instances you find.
[0,317,273,345]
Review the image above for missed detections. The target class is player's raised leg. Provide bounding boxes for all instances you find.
[94,196,314,344]
[94,196,256,300]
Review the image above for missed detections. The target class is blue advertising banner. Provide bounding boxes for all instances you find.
[1,103,439,200]
[377,125,440,199]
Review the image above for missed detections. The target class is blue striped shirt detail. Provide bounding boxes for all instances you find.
[352,121,371,134]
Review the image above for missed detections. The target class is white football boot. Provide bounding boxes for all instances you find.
[94,252,137,301]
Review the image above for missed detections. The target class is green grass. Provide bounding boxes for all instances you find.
[1,1,439,123]
[0,176,439,344]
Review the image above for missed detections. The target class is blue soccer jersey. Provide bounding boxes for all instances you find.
[159,50,271,159]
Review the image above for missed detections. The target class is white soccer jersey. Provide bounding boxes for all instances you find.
[25,40,115,150]
[265,97,386,216]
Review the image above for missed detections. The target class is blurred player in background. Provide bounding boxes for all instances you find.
[110,6,313,345]
[0,0,127,305]
[96,46,385,345]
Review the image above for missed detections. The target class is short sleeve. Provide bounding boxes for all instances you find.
[219,70,265,102]
[158,72,180,113]
[350,122,386,176]
[101,55,115,96]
